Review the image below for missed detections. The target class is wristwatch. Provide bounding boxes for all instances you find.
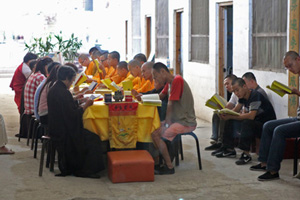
[165,123,169,128]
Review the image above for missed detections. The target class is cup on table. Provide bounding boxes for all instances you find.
[105,93,112,103]
[125,95,132,102]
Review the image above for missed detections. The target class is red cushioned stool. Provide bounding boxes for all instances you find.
[107,150,154,183]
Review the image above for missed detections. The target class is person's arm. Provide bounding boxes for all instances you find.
[225,102,235,109]
[221,110,257,121]
[164,100,173,126]
[292,88,300,96]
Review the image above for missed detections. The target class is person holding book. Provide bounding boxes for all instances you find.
[151,62,197,175]
[47,65,105,178]
[78,54,96,76]
[91,50,106,80]
[214,78,276,165]
[205,74,238,151]
[105,51,119,79]
[250,51,300,181]
[242,72,268,100]
[128,59,143,88]
[116,61,134,86]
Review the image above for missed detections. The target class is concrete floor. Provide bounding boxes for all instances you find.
[0,77,299,200]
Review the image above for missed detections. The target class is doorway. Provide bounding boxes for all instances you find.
[175,10,183,75]
[218,3,233,100]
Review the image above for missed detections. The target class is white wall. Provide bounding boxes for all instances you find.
[118,0,291,121]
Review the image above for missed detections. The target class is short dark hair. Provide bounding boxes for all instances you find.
[28,60,37,70]
[35,57,53,76]
[153,62,170,73]
[242,72,256,82]
[232,78,246,87]
[65,62,79,73]
[23,53,38,63]
[117,61,128,71]
[134,53,147,63]
[224,74,237,81]
[57,65,76,81]
[92,50,102,58]
[109,51,120,62]
[89,47,98,54]
[284,51,299,60]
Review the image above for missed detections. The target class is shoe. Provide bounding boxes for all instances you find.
[15,134,27,138]
[211,147,225,156]
[235,153,252,165]
[205,143,222,151]
[215,149,236,158]
[154,165,175,175]
[250,163,267,171]
[258,171,279,181]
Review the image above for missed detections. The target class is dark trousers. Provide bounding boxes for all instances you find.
[258,118,300,171]
[223,119,263,151]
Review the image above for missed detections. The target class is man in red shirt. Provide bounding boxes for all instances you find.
[151,62,197,175]
[10,53,38,114]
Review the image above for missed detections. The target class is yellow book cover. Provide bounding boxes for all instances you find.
[102,78,119,92]
[74,72,87,87]
[205,93,227,110]
[267,80,292,97]
[93,59,103,74]
[122,80,133,91]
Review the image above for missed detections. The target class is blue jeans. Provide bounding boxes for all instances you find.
[258,118,300,172]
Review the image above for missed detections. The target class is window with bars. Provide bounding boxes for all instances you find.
[190,0,209,63]
[132,0,142,55]
[155,0,169,58]
[252,0,287,71]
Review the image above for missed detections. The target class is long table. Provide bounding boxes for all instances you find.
[83,101,161,144]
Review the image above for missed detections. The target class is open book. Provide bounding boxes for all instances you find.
[102,78,120,92]
[74,72,87,87]
[93,59,103,74]
[266,80,292,97]
[84,94,103,101]
[88,81,99,92]
[214,108,240,116]
[141,94,162,106]
[205,93,227,110]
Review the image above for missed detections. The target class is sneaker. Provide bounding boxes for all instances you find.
[250,163,267,171]
[205,143,222,151]
[258,171,279,181]
[235,153,252,165]
[154,165,175,175]
[211,147,225,156]
[215,149,236,158]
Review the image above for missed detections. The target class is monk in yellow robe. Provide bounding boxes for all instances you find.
[78,54,96,76]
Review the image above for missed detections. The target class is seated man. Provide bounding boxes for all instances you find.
[139,62,155,93]
[106,51,121,83]
[134,53,147,66]
[47,65,105,178]
[214,78,276,166]
[116,61,134,86]
[91,50,106,80]
[242,72,268,99]
[151,62,197,175]
[205,74,238,151]
[128,59,143,89]
[250,51,300,181]
[78,54,96,76]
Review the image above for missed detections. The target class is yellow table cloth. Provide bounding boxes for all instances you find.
[83,101,161,143]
